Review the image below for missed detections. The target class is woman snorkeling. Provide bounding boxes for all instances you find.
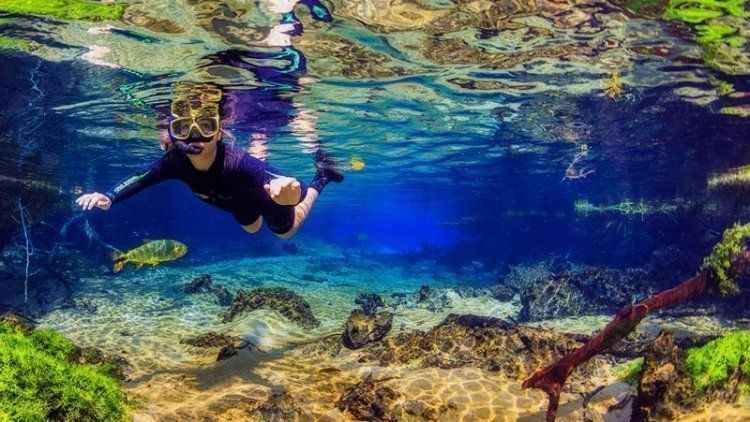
[75,83,342,238]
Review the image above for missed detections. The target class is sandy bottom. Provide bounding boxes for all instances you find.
[36,253,750,421]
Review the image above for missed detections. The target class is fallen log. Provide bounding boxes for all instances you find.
[523,223,750,421]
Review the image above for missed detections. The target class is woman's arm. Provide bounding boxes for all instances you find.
[76,154,177,211]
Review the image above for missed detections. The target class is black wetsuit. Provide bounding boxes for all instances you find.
[105,142,309,234]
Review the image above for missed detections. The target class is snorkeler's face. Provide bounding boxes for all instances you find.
[169,115,221,141]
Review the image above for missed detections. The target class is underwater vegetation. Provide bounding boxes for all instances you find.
[524,223,750,421]
[662,0,750,74]
[701,222,750,295]
[686,330,750,392]
[0,0,126,22]
[574,198,690,218]
[0,321,127,421]
[0,35,29,51]
[616,358,645,386]
[707,165,750,196]
[604,72,624,100]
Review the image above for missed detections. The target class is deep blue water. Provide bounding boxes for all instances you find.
[1,4,749,279]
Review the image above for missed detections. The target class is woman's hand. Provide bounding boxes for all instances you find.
[75,192,112,211]
[264,176,302,206]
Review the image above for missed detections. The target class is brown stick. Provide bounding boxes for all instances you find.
[522,252,750,421]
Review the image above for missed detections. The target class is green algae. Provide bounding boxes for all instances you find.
[0,0,126,22]
[662,0,749,73]
[0,323,127,421]
[0,35,29,51]
[686,331,750,392]
[701,222,750,295]
[616,358,644,386]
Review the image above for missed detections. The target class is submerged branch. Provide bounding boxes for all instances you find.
[523,240,750,421]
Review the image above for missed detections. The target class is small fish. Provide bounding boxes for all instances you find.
[350,157,365,171]
[111,239,187,272]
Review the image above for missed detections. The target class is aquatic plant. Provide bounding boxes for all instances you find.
[563,144,594,181]
[616,358,645,386]
[707,165,750,195]
[0,35,29,51]
[16,199,33,305]
[0,323,127,421]
[686,330,750,392]
[0,0,127,22]
[574,198,690,218]
[604,72,623,99]
[523,224,750,421]
[662,0,750,73]
[701,222,750,295]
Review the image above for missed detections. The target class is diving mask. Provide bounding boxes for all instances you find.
[168,97,221,141]
[169,115,221,140]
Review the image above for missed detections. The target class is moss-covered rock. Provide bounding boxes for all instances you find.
[342,309,393,350]
[700,222,750,295]
[633,331,697,420]
[362,314,589,379]
[0,323,128,421]
[221,287,319,329]
[686,330,750,392]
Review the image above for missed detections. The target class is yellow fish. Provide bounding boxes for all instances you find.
[350,157,365,171]
[111,239,187,272]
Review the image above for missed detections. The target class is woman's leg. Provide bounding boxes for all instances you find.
[275,188,319,239]
[242,215,263,234]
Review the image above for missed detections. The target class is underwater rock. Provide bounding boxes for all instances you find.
[184,274,234,306]
[301,334,343,357]
[335,374,401,422]
[519,267,650,321]
[363,314,588,379]
[355,292,385,316]
[180,332,238,348]
[503,262,551,292]
[455,284,515,302]
[389,292,409,308]
[342,309,393,350]
[69,345,132,381]
[1,312,35,334]
[414,284,452,312]
[221,287,320,329]
[633,331,697,420]
[216,343,238,361]
[252,391,303,421]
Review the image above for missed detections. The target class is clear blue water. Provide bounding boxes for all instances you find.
[1,1,750,418]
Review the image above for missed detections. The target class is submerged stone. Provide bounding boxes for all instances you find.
[342,309,393,350]
[518,267,650,321]
[363,314,588,379]
[1,312,35,334]
[221,287,320,329]
[335,374,401,421]
[184,274,234,306]
[180,332,238,348]
[216,343,237,361]
[355,292,385,316]
[634,331,697,420]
